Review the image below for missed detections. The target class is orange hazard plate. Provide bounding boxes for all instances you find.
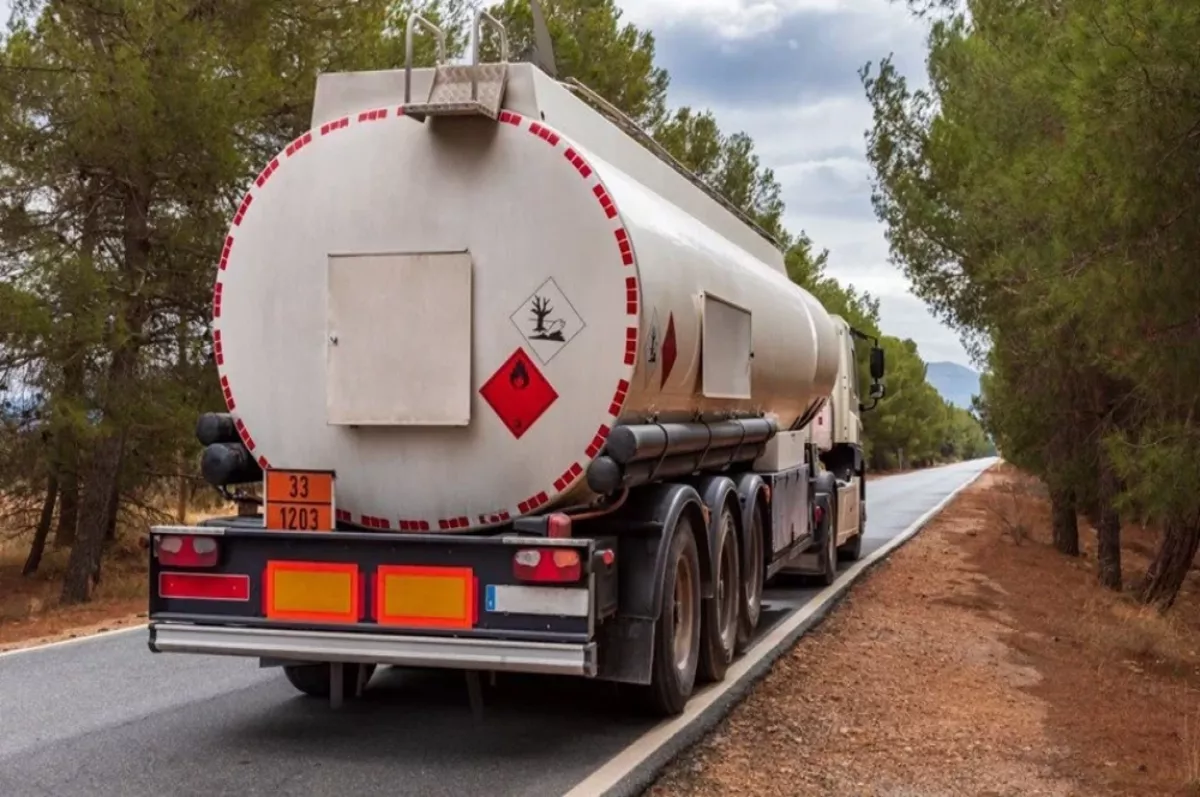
[374,566,477,629]
[265,561,360,623]
[263,469,334,531]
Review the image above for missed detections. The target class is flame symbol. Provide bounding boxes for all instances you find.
[509,359,529,389]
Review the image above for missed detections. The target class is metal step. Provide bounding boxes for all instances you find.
[406,63,508,121]
[404,11,510,122]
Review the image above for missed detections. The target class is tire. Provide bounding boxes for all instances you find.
[639,514,703,717]
[698,504,741,683]
[815,496,838,587]
[735,502,765,654]
[283,662,376,699]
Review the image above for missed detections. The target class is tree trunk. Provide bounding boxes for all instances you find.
[1095,457,1122,591]
[1050,486,1079,557]
[61,346,137,604]
[22,473,59,576]
[61,432,126,604]
[54,446,79,547]
[54,174,95,549]
[1138,516,1200,610]
[102,473,122,545]
[61,168,152,604]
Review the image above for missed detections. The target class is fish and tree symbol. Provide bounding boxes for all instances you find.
[528,295,567,342]
[510,277,585,365]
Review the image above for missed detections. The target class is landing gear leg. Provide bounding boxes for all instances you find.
[329,662,344,709]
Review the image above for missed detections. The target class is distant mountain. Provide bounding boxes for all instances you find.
[925,361,981,409]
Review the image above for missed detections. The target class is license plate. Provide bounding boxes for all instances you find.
[375,566,477,630]
[265,561,360,623]
[263,469,335,531]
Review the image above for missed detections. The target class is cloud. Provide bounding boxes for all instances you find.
[615,0,972,365]
[629,3,927,109]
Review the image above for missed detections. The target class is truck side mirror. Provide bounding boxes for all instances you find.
[870,382,885,400]
[870,346,885,380]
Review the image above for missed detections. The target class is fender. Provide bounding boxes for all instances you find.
[812,468,837,548]
[593,482,705,685]
[689,475,740,600]
[604,481,706,622]
[731,472,768,582]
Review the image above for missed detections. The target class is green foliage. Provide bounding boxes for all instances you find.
[486,0,669,126]
[0,0,986,599]
[863,0,1200,600]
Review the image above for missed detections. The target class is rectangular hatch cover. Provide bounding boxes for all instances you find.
[326,251,473,426]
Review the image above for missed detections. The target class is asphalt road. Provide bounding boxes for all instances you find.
[0,458,994,797]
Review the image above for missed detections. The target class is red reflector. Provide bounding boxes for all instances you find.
[158,572,250,601]
[513,548,582,583]
[547,513,572,539]
[155,535,219,568]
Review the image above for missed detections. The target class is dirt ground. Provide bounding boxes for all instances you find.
[0,501,228,652]
[0,535,149,652]
[650,464,1200,797]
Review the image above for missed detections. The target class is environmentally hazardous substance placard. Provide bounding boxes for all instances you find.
[509,277,585,365]
[479,347,559,439]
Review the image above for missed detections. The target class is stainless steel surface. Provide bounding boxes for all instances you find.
[151,623,597,677]
[403,15,446,105]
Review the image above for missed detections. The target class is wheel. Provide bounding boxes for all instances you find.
[698,503,741,683]
[838,500,865,562]
[735,502,765,654]
[815,497,838,587]
[639,514,703,717]
[283,662,376,699]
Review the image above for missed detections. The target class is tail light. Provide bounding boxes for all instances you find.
[513,547,582,583]
[155,535,219,567]
[158,572,249,601]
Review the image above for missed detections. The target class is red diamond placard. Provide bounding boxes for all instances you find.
[479,348,559,439]
[660,312,677,388]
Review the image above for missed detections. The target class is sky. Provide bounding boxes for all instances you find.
[613,0,971,365]
[0,0,970,366]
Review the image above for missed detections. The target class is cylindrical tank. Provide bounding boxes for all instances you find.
[213,107,839,532]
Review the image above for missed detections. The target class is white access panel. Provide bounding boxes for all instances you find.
[701,293,752,400]
[326,251,473,426]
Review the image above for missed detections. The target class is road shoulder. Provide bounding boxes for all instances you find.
[649,465,1200,796]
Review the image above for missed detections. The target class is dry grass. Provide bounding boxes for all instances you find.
[984,468,1044,544]
[0,495,231,651]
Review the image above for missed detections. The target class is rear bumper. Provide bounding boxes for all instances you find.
[149,622,597,677]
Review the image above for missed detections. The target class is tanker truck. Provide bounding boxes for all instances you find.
[146,10,886,718]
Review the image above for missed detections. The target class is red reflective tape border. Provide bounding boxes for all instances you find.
[356,108,389,123]
[212,107,412,528]
[216,110,640,531]
[474,116,638,522]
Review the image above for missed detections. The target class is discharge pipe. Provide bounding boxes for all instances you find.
[603,418,777,465]
[588,418,777,492]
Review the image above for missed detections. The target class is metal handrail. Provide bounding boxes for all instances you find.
[404,14,447,104]
[559,77,783,251]
[471,10,509,102]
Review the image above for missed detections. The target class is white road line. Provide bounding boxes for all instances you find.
[0,623,147,659]
[563,460,995,797]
